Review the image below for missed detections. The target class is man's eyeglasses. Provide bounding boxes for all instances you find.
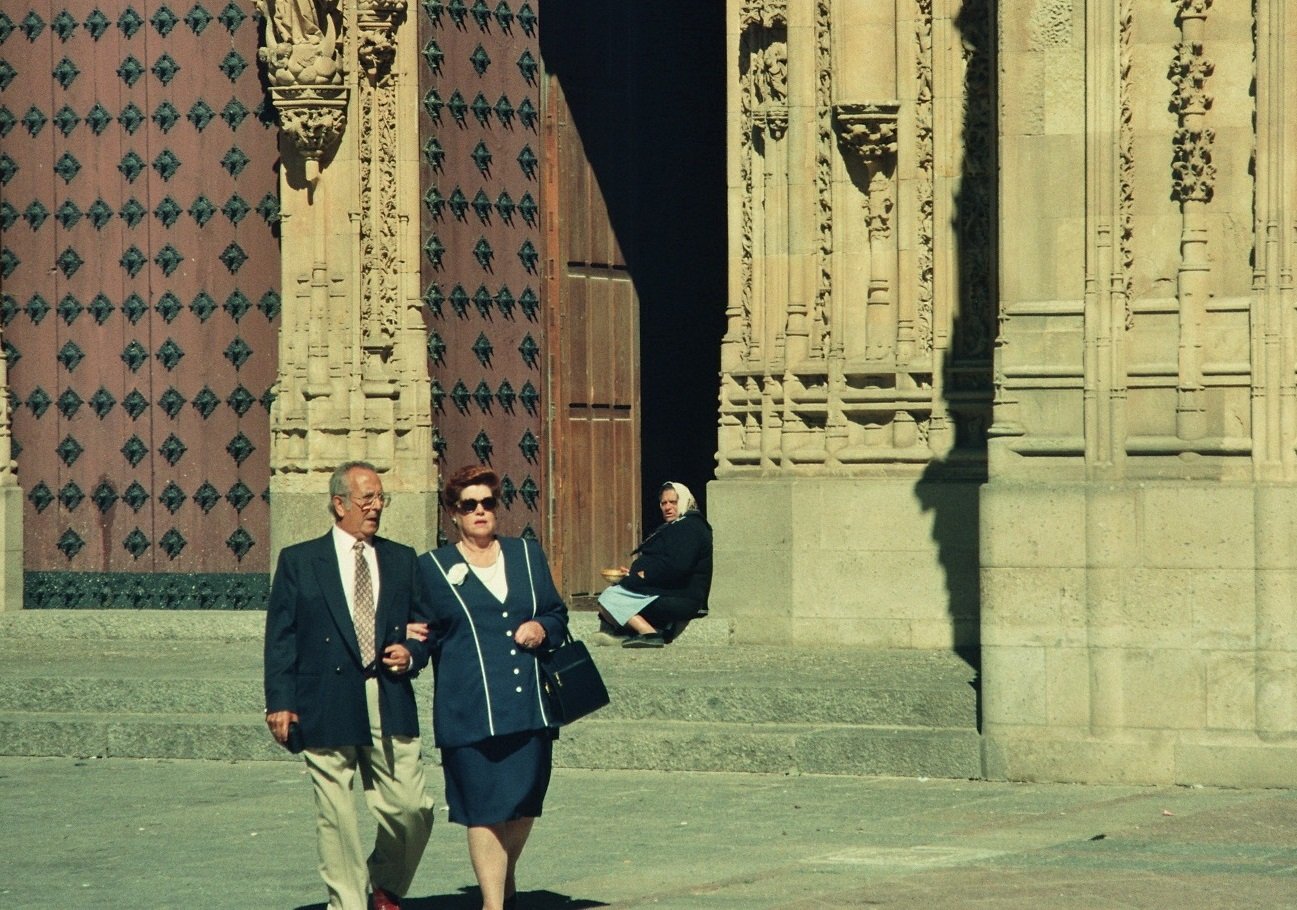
[349,493,391,509]
[455,496,498,514]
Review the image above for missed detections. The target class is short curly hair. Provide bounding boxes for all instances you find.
[442,464,501,511]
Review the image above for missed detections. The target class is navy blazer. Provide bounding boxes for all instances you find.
[264,532,431,748]
[417,537,568,749]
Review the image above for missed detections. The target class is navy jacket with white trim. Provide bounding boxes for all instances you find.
[416,536,568,748]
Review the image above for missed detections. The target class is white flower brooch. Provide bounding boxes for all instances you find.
[446,563,469,586]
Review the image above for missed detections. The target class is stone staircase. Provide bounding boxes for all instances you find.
[0,609,982,779]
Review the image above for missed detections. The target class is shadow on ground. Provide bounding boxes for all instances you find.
[295,888,607,910]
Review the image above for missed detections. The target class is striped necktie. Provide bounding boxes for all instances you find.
[353,540,376,666]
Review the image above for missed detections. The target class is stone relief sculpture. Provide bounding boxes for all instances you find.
[257,0,348,185]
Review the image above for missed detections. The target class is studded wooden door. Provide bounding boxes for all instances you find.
[417,1,548,548]
[0,2,280,608]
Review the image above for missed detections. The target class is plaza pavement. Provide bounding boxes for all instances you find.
[2,756,1294,909]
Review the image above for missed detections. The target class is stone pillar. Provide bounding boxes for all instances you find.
[261,1,437,567]
[714,0,995,649]
[0,325,22,611]
[986,0,1297,786]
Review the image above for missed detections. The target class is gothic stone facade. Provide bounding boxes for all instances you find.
[1,1,1295,786]
[714,0,1297,785]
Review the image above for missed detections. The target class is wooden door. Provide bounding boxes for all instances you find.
[543,78,640,598]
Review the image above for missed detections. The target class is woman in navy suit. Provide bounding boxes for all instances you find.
[415,464,567,910]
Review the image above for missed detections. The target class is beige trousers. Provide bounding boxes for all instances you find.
[303,678,436,910]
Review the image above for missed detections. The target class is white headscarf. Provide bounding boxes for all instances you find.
[661,481,698,519]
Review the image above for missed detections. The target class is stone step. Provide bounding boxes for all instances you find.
[0,610,982,778]
[0,713,981,779]
[0,647,974,728]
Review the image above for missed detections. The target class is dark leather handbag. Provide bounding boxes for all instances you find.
[538,633,610,725]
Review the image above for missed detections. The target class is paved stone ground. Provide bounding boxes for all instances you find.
[2,757,1295,909]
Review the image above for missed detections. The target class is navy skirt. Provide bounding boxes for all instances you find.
[441,729,555,826]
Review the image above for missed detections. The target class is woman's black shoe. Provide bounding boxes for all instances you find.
[622,632,666,648]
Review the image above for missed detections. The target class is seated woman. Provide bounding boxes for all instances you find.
[594,481,713,648]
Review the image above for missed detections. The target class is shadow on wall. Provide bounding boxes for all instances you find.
[914,0,998,676]
[539,2,728,520]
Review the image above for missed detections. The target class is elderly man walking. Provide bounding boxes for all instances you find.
[264,461,436,910]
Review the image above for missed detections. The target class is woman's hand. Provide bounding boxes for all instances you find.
[514,620,547,649]
[406,621,429,642]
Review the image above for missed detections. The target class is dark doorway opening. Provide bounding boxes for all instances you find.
[541,3,727,522]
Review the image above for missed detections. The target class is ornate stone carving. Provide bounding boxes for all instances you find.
[834,103,900,166]
[740,0,787,30]
[814,0,833,361]
[914,0,935,358]
[1118,0,1134,329]
[356,0,406,349]
[834,102,900,242]
[257,0,348,184]
[1171,126,1216,203]
[356,0,406,80]
[1174,0,1212,19]
[1169,41,1215,203]
[834,102,902,367]
[728,0,792,370]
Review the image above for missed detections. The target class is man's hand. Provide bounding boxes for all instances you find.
[265,709,299,745]
[383,642,413,673]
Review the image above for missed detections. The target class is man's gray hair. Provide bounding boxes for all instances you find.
[327,461,378,517]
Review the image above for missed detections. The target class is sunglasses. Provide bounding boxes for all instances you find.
[455,496,498,514]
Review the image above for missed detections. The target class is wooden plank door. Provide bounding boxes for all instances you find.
[543,77,640,598]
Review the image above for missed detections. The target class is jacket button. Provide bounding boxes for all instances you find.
[335,667,342,674]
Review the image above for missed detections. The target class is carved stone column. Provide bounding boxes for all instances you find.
[261,0,436,564]
[1169,0,1215,441]
[834,103,899,364]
